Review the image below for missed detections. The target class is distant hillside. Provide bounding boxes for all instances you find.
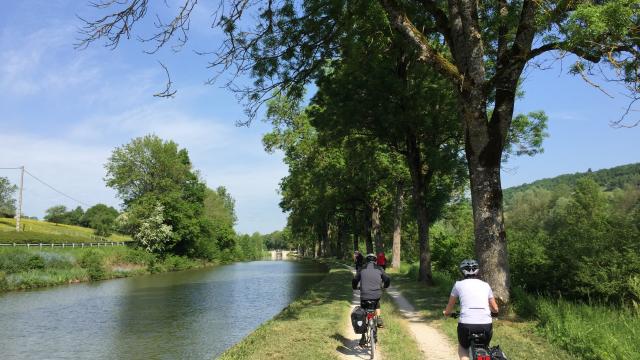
[503,163,640,203]
[0,218,131,244]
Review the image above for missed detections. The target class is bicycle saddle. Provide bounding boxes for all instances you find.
[361,300,378,310]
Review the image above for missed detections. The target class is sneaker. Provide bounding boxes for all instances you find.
[377,317,384,328]
[359,336,366,347]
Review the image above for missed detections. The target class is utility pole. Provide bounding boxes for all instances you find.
[16,166,24,232]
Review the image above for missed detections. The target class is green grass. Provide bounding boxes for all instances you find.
[378,292,424,360]
[0,247,206,291]
[532,296,640,360]
[390,269,578,360]
[219,261,424,360]
[0,218,130,243]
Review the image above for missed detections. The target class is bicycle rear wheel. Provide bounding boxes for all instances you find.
[369,318,376,359]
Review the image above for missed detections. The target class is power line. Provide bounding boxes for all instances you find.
[23,169,91,207]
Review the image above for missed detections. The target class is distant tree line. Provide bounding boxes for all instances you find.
[431,167,640,306]
[43,204,119,236]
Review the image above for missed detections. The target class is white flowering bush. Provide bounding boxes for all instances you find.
[134,203,173,254]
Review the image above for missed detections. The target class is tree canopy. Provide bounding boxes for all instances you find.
[0,177,17,218]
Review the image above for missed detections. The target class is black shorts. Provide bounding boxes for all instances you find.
[457,323,492,349]
[360,299,380,310]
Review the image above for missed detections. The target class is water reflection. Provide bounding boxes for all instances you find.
[0,260,326,360]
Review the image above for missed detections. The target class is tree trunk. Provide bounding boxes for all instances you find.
[463,93,511,305]
[364,206,374,254]
[336,221,343,259]
[371,201,382,253]
[392,181,404,270]
[405,133,433,284]
[314,236,320,259]
[353,233,359,253]
[467,148,510,305]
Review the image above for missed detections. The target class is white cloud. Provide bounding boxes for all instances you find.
[549,112,581,121]
[69,104,234,151]
[0,25,100,96]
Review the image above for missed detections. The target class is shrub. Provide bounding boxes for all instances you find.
[164,255,194,271]
[27,255,45,270]
[0,250,32,273]
[38,252,75,269]
[79,249,106,281]
[511,286,538,319]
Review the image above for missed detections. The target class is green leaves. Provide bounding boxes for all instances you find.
[503,110,549,160]
[105,134,214,256]
[0,177,17,217]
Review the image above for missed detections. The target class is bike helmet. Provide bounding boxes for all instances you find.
[365,253,377,262]
[459,259,479,277]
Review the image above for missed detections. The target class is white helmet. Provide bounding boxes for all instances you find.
[459,259,479,277]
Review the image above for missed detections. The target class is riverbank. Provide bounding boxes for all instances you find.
[219,261,423,360]
[0,246,211,292]
[392,268,640,359]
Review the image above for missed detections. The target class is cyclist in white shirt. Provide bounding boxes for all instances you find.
[443,259,499,360]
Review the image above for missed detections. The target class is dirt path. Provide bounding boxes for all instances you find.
[386,286,459,360]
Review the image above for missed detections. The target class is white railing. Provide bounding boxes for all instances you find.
[0,242,128,248]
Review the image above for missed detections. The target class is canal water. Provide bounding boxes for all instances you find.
[0,260,326,359]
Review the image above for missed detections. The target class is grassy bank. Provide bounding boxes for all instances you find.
[219,261,423,360]
[391,265,578,360]
[0,246,207,291]
[0,218,130,243]
[519,293,640,360]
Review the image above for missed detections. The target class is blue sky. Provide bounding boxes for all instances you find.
[0,1,638,234]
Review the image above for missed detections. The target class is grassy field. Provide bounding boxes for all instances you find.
[0,246,207,291]
[219,261,424,360]
[390,264,640,360]
[0,218,130,243]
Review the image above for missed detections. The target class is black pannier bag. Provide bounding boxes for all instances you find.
[489,345,508,360]
[350,306,367,334]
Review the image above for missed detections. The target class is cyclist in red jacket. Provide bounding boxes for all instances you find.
[376,251,387,271]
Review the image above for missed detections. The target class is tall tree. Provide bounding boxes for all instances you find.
[44,205,68,224]
[105,134,210,256]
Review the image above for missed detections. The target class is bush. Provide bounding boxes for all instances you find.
[0,250,33,273]
[164,255,194,271]
[27,255,45,270]
[38,252,75,269]
[511,286,538,319]
[79,249,106,281]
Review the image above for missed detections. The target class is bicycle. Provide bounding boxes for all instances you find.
[447,312,494,360]
[360,299,379,360]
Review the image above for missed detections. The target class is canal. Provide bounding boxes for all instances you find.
[0,260,326,359]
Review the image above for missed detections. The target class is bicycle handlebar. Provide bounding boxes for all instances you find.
[446,311,460,319]
[445,311,499,319]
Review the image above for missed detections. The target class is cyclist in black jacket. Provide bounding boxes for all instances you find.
[352,253,390,345]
